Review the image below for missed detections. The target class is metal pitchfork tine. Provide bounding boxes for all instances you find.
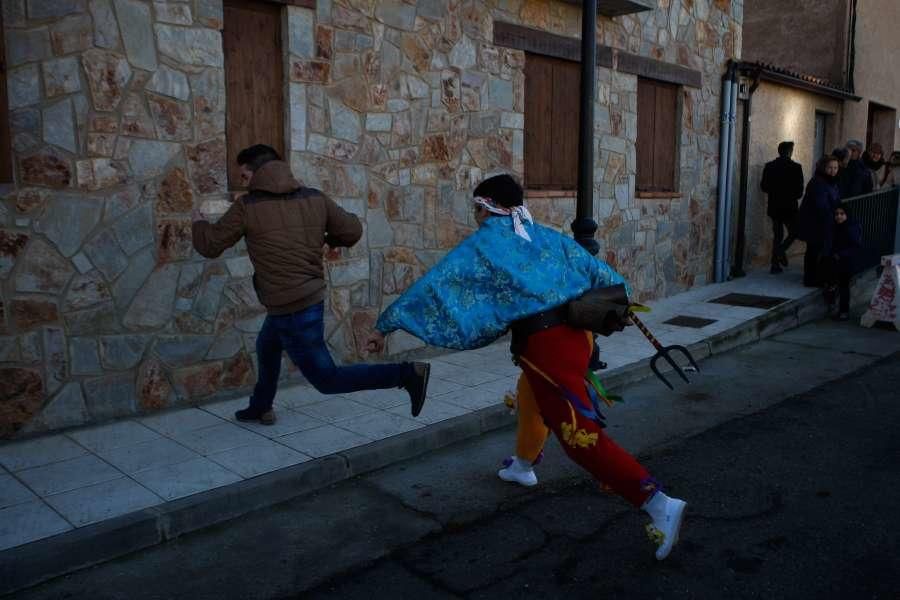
[627,308,700,390]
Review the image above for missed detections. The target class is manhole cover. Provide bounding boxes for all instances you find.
[708,293,789,309]
[663,315,718,328]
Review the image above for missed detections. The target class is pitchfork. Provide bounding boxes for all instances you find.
[626,307,700,390]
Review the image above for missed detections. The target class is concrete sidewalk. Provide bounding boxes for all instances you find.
[0,266,879,594]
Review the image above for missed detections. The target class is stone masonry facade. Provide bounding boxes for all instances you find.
[0,0,741,437]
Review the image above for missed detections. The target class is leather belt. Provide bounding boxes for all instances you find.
[511,304,569,337]
[509,304,568,359]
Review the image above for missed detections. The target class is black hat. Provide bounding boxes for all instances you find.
[473,174,523,208]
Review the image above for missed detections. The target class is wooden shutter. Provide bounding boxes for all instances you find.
[636,78,678,193]
[524,54,580,190]
[223,0,285,189]
[0,11,12,183]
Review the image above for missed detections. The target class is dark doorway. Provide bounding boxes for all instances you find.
[866,101,896,155]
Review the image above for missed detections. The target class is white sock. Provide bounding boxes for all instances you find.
[642,491,670,522]
[510,456,533,471]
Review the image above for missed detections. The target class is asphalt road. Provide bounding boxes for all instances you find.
[13,320,900,600]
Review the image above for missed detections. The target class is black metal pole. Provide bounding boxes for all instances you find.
[572,0,599,255]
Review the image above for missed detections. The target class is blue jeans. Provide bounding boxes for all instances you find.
[250,302,412,410]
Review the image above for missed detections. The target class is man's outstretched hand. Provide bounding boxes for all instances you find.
[365,330,385,353]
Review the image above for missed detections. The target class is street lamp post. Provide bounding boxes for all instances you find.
[572,0,600,255]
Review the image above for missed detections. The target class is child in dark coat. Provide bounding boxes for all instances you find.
[821,205,863,320]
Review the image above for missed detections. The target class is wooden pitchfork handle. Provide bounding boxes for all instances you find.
[627,309,664,351]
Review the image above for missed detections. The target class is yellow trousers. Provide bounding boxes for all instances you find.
[513,331,597,463]
[513,372,550,462]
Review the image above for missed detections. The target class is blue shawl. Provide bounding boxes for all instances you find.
[376,217,627,350]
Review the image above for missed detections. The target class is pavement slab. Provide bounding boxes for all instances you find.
[0,435,87,472]
[277,424,373,458]
[67,421,161,454]
[0,501,72,551]
[0,473,38,509]
[95,437,199,475]
[206,439,312,478]
[42,478,161,527]
[129,457,242,501]
[15,455,123,497]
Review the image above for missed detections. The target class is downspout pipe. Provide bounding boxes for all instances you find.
[731,71,761,278]
[714,62,738,282]
[572,0,600,255]
[723,67,739,279]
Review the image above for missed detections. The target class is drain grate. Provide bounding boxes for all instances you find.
[664,315,718,329]
[708,293,789,309]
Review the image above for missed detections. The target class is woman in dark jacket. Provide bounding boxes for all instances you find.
[798,156,841,286]
[821,205,863,320]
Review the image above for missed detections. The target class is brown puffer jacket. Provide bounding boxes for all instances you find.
[192,160,362,315]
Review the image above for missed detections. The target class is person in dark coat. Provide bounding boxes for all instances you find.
[838,139,874,199]
[830,146,850,208]
[760,141,804,274]
[798,155,841,287]
[820,205,863,320]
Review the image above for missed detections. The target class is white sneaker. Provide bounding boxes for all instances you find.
[498,456,538,487]
[642,492,687,560]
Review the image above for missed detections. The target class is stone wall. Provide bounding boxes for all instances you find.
[0,0,741,438]
[1,0,245,437]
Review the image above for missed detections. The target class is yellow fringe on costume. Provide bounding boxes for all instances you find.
[560,422,599,448]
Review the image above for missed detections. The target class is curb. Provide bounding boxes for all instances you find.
[0,274,874,596]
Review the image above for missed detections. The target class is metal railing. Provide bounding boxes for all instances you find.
[842,186,900,270]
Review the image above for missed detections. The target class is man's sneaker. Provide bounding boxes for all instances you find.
[403,362,430,417]
[498,456,538,487]
[235,405,277,425]
[770,264,783,274]
[642,492,687,560]
[834,312,849,321]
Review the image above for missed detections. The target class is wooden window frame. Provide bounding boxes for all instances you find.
[0,11,13,184]
[635,77,682,197]
[494,22,702,89]
[223,0,287,191]
[523,53,580,191]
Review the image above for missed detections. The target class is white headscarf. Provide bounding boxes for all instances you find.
[473,196,534,242]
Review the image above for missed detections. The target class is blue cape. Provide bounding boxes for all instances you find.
[376,217,627,350]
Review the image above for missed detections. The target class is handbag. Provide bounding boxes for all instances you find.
[567,284,631,336]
